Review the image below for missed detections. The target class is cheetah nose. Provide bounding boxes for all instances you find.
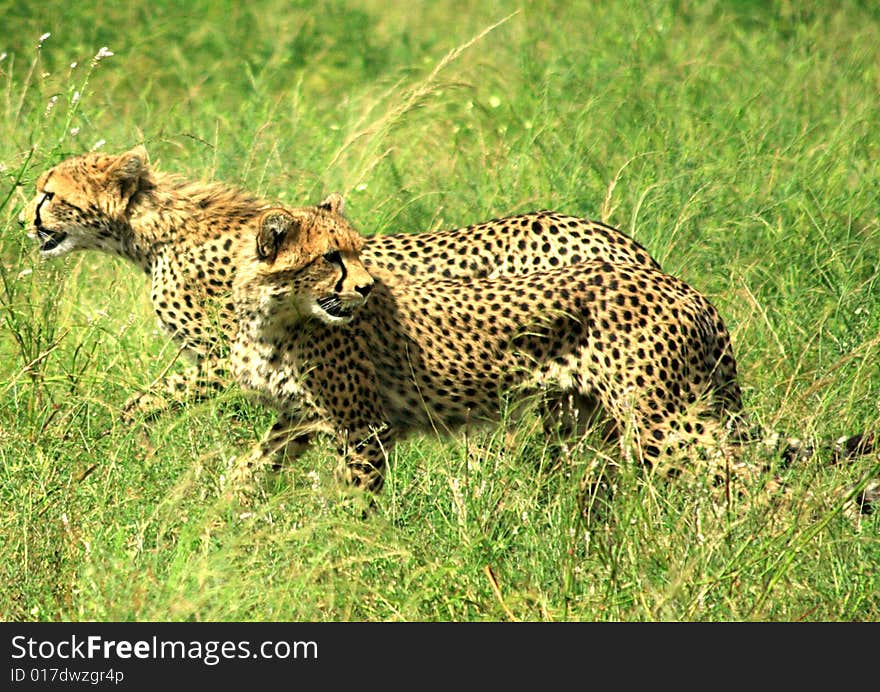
[355,282,373,298]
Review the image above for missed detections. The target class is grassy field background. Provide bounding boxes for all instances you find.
[1,0,879,621]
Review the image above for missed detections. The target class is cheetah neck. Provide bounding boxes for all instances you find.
[234,293,309,347]
[121,171,266,272]
[231,307,313,408]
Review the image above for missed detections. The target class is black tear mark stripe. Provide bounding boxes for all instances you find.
[333,254,347,294]
[34,191,53,229]
[34,169,56,228]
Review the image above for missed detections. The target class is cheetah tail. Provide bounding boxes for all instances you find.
[728,418,879,515]
[781,430,879,515]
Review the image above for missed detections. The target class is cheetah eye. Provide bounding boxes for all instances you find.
[42,191,55,201]
[323,251,342,265]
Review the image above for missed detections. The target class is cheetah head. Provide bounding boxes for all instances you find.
[235,194,375,326]
[19,146,151,258]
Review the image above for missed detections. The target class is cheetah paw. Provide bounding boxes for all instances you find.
[121,390,171,424]
[856,478,879,515]
[221,450,273,509]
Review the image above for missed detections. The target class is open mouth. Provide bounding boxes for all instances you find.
[36,229,69,253]
[316,296,358,320]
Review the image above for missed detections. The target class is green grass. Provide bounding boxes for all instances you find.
[1,0,879,621]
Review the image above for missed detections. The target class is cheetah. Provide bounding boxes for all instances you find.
[19,146,662,458]
[229,202,880,515]
[230,202,753,498]
[19,148,876,504]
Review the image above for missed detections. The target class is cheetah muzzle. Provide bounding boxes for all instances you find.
[316,295,360,321]
[36,229,70,254]
[27,192,73,255]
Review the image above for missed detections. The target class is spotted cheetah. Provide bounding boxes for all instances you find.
[18,146,662,458]
[230,202,755,498]
[230,201,880,515]
[19,148,876,507]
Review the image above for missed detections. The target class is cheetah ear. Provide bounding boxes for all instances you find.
[317,192,345,215]
[104,145,150,201]
[256,208,298,263]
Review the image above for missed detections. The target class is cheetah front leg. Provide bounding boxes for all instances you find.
[261,410,315,471]
[224,416,393,509]
[334,424,396,496]
[122,353,232,422]
[224,406,325,503]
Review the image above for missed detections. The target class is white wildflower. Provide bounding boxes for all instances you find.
[91,46,114,66]
[306,470,321,492]
[70,127,80,136]
[38,32,51,47]
[355,183,368,191]
[488,95,501,108]
[86,309,108,324]
[91,139,106,151]
[72,90,80,105]
[0,53,7,62]
[44,95,58,116]
[70,61,78,69]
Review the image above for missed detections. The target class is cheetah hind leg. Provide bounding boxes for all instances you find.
[538,391,616,460]
[538,390,620,519]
